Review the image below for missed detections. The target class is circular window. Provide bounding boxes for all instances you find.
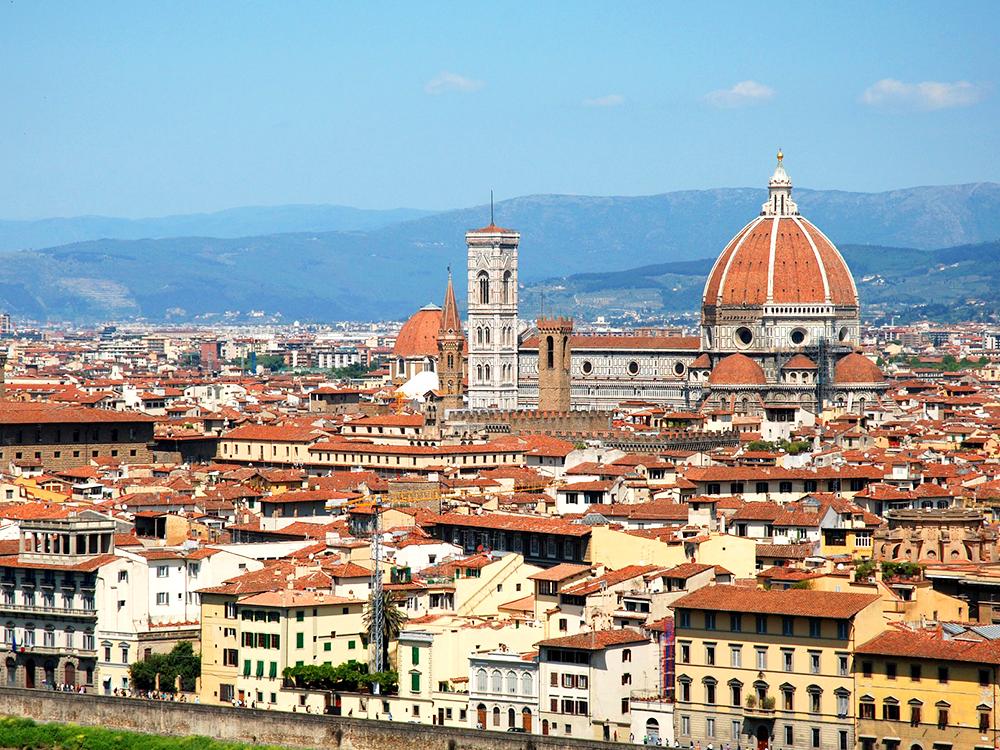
[790,329,806,346]
[735,327,753,348]
[581,360,594,375]
[838,326,850,342]
[672,361,686,377]
[627,361,640,376]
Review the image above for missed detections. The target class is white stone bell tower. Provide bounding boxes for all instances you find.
[466,210,519,410]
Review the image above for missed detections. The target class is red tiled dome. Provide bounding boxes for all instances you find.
[393,305,443,359]
[708,353,767,385]
[703,216,857,308]
[835,353,885,384]
[782,354,818,370]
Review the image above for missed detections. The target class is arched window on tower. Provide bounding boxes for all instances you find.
[502,271,512,304]
[484,363,491,381]
[447,353,454,369]
[484,327,490,345]
[478,272,490,305]
[546,336,555,369]
[476,364,483,383]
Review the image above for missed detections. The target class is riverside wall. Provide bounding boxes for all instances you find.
[0,687,614,750]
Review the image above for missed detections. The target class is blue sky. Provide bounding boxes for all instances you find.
[0,1,997,218]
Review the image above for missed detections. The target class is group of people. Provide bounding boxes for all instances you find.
[47,683,86,694]
[111,687,196,702]
[636,740,738,750]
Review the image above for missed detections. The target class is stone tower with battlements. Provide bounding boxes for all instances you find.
[536,317,573,412]
[437,271,465,413]
[466,220,519,409]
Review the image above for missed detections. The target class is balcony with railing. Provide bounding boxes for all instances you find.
[0,601,97,618]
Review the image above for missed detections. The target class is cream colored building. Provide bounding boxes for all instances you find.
[671,585,884,750]
[536,629,659,741]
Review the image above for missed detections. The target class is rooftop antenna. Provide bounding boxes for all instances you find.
[491,190,495,226]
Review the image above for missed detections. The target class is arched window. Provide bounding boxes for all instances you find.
[476,668,487,692]
[507,671,517,693]
[447,353,454,369]
[484,364,491,381]
[484,327,490,345]
[508,708,516,727]
[492,706,501,726]
[476,364,483,383]
[478,272,490,305]
[546,336,554,369]
[521,672,533,695]
[491,670,502,692]
[502,271,512,304]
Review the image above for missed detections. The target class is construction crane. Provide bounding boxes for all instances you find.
[363,477,565,693]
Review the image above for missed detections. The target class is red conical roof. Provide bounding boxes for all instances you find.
[440,272,462,336]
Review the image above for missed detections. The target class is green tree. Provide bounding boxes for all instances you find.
[230,354,286,372]
[330,361,380,379]
[129,640,201,693]
[363,590,409,671]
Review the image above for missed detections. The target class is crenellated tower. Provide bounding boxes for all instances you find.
[536,317,573,412]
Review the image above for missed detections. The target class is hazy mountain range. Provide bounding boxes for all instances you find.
[0,182,998,323]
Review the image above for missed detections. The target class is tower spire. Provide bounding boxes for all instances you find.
[440,268,461,335]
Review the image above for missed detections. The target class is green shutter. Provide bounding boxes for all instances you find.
[296,632,304,649]
[273,634,280,649]
[412,646,419,665]
[324,642,331,652]
[296,610,304,622]
[348,640,356,650]
[411,673,420,693]
[256,660,264,677]
[269,662,277,679]
[243,660,251,676]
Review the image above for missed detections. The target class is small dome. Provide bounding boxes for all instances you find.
[782,354,818,370]
[708,353,767,385]
[835,353,885,384]
[690,353,712,369]
[393,305,443,359]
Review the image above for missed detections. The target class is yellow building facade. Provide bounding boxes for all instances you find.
[671,585,883,750]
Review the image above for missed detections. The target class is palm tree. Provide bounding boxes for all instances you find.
[363,590,409,674]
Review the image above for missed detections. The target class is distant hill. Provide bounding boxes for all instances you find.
[522,240,1000,324]
[0,204,436,251]
[0,183,998,323]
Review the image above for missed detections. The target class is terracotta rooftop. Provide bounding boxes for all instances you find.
[536,629,650,651]
[672,584,880,618]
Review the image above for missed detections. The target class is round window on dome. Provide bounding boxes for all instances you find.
[673,361,686,377]
[627,361,640,376]
[790,329,807,346]
[838,326,850,342]
[581,360,594,375]
[735,327,754,348]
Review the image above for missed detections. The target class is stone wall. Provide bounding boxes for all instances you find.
[0,687,614,750]
[449,409,612,435]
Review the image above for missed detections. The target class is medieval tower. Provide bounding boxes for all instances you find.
[437,271,465,413]
[536,317,573,412]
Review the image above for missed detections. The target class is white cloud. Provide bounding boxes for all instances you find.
[860,78,990,111]
[703,80,775,108]
[582,94,625,107]
[424,72,485,95]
